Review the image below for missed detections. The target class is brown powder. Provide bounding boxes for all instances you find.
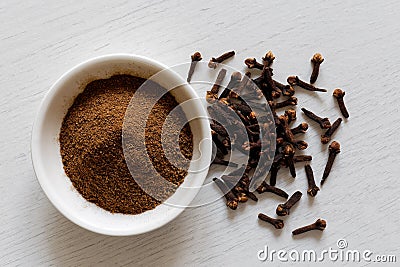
[59,74,193,214]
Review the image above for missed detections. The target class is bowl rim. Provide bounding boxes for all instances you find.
[31,53,211,236]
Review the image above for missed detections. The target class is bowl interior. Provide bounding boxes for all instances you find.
[31,54,211,236]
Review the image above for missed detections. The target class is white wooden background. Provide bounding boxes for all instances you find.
[1,0,400,266]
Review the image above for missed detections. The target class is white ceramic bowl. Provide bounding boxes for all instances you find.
[31,54,212,236]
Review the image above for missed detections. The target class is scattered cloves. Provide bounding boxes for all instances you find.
[204,50,347,236]
[258,213,284,229]
[208,51,235,69]
[321,141,341,186]
[292,219,327,235]
[321,118,342,144]
[305,164,319,197]
[333,88,349,118]
[206,69,227,103]
[310,53,324,84]
[187,52,202,83]
[287,76,327,92]
[301,108,331,129]
[276,191,302,216]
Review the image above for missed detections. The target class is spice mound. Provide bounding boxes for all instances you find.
[60,75,193,215]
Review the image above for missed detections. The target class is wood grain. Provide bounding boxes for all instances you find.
[1,0,400,265]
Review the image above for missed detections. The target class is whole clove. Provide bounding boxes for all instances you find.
[245,58,264,70]
[333,89,349,118]
[219,72,242,100]
[278,115,295,144]
[321,118,342,144]
[213,177,238,210]
[258,213,284,229]
[263,66,281,96]
[206,69,227,103]
[274,79,295,96]
[301,108,331,129]
[187,52,202,83]
[285,109,297,124]
[305,164,319,197]
[293,155,312,163]
[256,181,289,199]
[283,144,296,178]
[321,141,341,186]
[232,71,252,96]
[310,53,324,84]
[291,122,309,135]
[208,51,235,69]
[294,140,308,151]
[272,96,298,109]
[269,153,284,186]
[269,163,281,186]
[276,191,302,216]
[262,51,275,67]
[287,76,327,92]
[212,130,228,155]
[292,219,327,235]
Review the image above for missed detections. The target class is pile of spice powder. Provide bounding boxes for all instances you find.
[59,74,193,214]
